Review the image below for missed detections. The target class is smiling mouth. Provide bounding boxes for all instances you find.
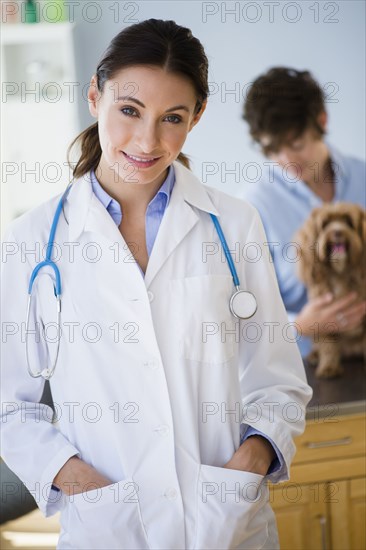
[122,152,161,167]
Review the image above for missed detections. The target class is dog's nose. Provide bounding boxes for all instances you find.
[332,229,343,239]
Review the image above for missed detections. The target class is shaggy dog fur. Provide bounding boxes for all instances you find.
[294,202,366,378]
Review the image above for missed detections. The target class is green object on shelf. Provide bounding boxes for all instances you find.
[42,0,68,23]
[24,0,39,23]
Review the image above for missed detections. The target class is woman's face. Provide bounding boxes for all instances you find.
[88,65,205,188]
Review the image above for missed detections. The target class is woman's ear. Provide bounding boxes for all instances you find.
[188,99,208,131]
[88,74,101,118]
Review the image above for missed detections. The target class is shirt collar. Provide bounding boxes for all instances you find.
[65,160,220,243]
[90,164,175,210]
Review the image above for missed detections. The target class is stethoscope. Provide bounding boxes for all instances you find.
[25,183,257,380]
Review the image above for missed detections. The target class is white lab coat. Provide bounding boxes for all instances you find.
[1,160,312,549]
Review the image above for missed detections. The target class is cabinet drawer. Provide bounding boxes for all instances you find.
[293,413,365,464]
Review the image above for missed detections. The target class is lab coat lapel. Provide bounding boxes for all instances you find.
[143,184,198,288]
[144,161,220,288]
[67,172,93,242]
[67,172,127,251]
[82,195,139,269]
[84,194,123,243]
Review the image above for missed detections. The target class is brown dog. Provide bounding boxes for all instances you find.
[294,202,366,378]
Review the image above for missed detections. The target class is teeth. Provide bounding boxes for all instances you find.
[127,154,156,162]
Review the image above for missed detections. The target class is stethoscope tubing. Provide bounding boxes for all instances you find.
[210,213,240,287]
[25,183,73,379]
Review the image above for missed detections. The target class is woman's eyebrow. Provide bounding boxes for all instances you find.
[117,95,190,113]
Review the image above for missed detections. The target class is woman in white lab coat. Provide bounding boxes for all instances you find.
[1,19,312,550]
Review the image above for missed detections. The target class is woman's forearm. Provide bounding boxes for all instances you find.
[53,456,113,495]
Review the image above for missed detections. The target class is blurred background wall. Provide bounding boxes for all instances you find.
[1,0,365,229]
[73,0,365,194]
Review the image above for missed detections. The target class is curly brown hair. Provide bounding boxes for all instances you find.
[243,67,326,155]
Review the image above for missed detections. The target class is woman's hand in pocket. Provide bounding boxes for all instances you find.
[223,435,276,476]
[53,456,113,496]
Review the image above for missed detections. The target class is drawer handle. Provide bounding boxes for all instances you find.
[316,514,328,550]
[305,436,352,449]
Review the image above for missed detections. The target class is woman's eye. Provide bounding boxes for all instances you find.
[164,114,182,124]
[120,107,138,117]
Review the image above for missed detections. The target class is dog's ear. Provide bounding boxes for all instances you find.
[293,207,323,285]
[358,207,366,243]
[347,205,360,231]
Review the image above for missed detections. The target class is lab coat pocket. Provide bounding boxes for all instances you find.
[194,464,269,550]
[66,478,150,550]
[170,275,236,364]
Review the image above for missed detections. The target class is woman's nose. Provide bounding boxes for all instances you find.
[135,123,160,153]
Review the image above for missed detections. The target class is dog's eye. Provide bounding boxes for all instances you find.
[342,214,354,228]
[321,220,329,229]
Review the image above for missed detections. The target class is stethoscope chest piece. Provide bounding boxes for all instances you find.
[210,213,258,321]
[229,290,257,319]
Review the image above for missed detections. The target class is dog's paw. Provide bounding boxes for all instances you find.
[315,364,344,379]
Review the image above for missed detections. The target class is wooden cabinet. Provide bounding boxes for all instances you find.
[329,477,366,550]
[270,483,329,549]
[269,412,366,550]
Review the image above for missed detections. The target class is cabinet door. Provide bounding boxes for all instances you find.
[270,483,330,550]
[330,477,366,550]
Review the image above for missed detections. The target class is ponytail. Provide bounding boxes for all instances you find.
[67,122,101,179]
[176,152,190,170]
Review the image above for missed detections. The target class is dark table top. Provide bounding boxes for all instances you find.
[304,356,366,419]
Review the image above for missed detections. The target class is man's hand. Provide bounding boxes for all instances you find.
[296,292,366,337]
[223,436,276,476]
[53,456,113,496]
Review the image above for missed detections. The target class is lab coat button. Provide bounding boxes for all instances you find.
[164,488,177,500]
[143,360,158,370]
[154,424,169,436]
[147,291,154,302]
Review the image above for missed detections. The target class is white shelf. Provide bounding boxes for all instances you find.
[1,18,79,234]
[1,21,75,45]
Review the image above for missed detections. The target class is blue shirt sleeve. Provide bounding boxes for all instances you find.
[240,427,285,476]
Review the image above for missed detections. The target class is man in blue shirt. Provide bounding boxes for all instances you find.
[241,67,366,358]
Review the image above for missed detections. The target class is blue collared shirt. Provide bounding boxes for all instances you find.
[90,163,283,478]
[240,142,366,358]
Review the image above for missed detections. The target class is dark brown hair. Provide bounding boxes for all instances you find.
[67,19,209,178]
[243,67,326,155]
